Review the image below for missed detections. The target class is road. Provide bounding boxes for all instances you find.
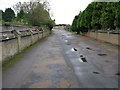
[3,28,119,88]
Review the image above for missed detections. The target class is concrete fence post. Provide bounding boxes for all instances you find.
[95,31,97,39]
[41,28,44,38]
[36,29,42,39]
[108,32,110,42]
[29,30,34,45]
[12,30,21,52]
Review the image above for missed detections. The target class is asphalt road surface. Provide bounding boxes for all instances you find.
[3,28,119,88]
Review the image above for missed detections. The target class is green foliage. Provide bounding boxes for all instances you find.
[65,24,71,31]
[71,15,79,33]
[4,22,11,26]
[83,3,94,29]
[71,2,120,34]
[100,2,115,29]
[0,10,4,21]
[14,1,55,29]
[91,2,103,29]
[3,8,15,22]
[16,9,26,22]
[114,2,120,29]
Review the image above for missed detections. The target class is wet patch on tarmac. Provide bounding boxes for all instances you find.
[86,47,93,50]
[98,54,107,56]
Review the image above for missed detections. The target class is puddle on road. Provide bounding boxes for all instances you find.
[73,48,77,51]
[71,48,77,52]
[70,48,88,62]
[93,72,100,74]
[81,57,87,62]
[79,58,83,62]
[98,54,107,56]
[79,58,87,62]
[86,47,95,51]
[86,47,92,50]
[79,54,87,62]
[80,54,83,57]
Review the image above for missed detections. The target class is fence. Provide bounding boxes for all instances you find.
[0,27,50,62]
[85,31,119,46]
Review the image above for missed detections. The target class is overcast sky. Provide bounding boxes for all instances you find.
[0,0,93,24]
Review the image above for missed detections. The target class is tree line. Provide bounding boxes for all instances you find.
[71,2,120,34]
[0,0,55,30]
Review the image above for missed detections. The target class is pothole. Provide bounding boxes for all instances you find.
[98,54,107,56]
[93,72,100,74]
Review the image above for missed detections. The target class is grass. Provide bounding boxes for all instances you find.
[0,20,2,25]
[1,33,53,71]
[65,29,77,34]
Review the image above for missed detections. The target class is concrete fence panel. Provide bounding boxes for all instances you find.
[97,33,109,41]
[20,36,31,51]
[1,29,49,62]
[85,32,119,46]
[2,39,18,61]
[109,34,119,45]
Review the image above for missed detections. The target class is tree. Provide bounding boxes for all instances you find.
[72,2,120,33]
[16,9,28,24]
[17,9,25,20]
[100,2,116,30]
[91,2,103,29]
[114,2,120,29]
[0,10,4,21]
[13,1,54,29]
[83,3,94,29]
[3,8,15,22]
[71,15,79,33]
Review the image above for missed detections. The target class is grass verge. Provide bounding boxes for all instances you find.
[1,33,53,71]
